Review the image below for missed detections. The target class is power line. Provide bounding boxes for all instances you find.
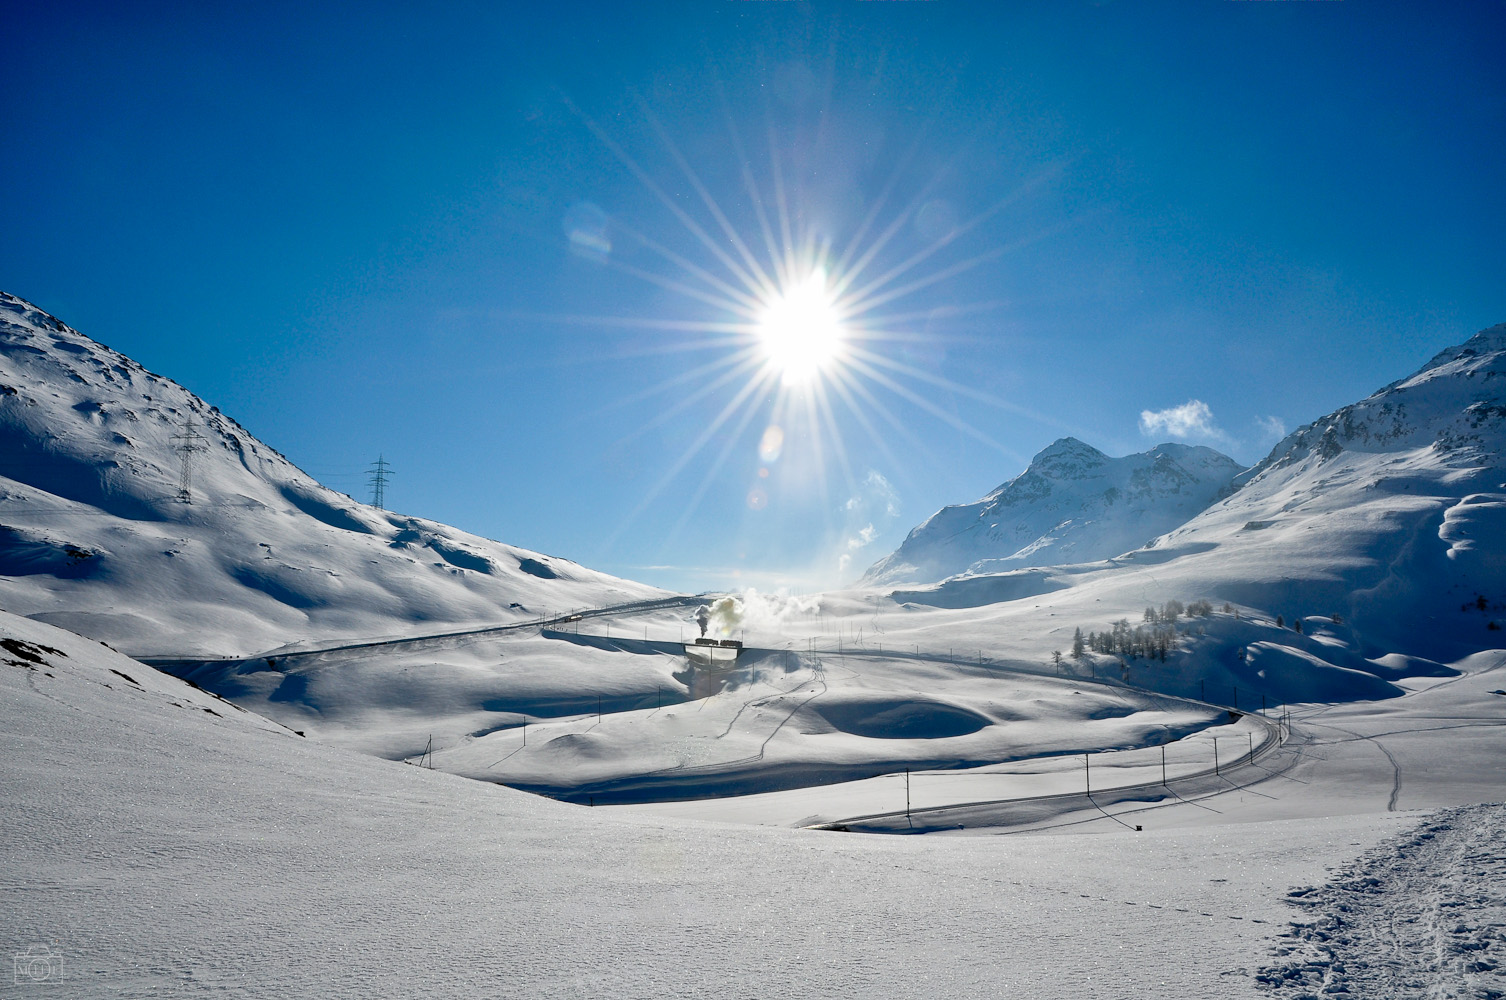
[169,417,208,503]
[366,455,392,509]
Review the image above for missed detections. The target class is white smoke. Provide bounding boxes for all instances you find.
[706,595,744,636]
[699,589,822,637]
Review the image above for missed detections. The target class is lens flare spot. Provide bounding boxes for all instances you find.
[746,487,768,510]
[562,201,611,260]
[758,424,785,463]
[756,269,844,383]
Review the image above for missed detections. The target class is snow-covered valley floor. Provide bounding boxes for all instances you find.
[5,610,1505,998]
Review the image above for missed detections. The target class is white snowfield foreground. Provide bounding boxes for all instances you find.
[6,610,1503,999]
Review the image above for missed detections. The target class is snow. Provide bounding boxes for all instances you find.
[867,319,1506,668]
[0,610,1429,998]
[1258,803,1506,997]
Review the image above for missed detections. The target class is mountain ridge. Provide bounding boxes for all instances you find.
[0,292,666,657]
[1238,320,1506,490]
[864,436,1243,586]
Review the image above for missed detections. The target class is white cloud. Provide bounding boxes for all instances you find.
[834,470,902,578]
[871,471,900,518]
[1139,399,1227,442]
[841,472,898,526]
[1256,415,1287,440]
[846,524,877,550]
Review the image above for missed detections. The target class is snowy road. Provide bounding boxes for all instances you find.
[138,593,712,667]
[817,708,1288,833]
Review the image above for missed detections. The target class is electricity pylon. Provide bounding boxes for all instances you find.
[367,455,392,509]
[170,417,208,503]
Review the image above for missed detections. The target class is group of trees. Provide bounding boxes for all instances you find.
[1462,594,1501,613]
[1061,599,1231,666]
[1139,599,1217,623]
[1055,599,1341,671]
[1072,619,1178,662]
[1275,612,1338,633]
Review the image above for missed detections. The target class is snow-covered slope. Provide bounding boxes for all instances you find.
[0,293,666,657]
[1128,322,1506,659]
[865,437,1241,585]
[1246,324,1506,477]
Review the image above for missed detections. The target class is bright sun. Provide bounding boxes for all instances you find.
[559,98,1026,545]
[755,268,845,383]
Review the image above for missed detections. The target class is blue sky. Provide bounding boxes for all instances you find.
[4,1,1504,593]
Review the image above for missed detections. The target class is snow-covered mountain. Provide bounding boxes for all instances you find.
[1240,323,1506,484]
[864,437,1242,585]
[1130,321,1506,654]
[0,293,666,657]
[888,322,1506,664]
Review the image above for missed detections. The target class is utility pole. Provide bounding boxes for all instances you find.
[171,417,208,503]
[367,454,393,509]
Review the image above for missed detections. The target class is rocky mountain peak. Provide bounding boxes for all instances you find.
[1015,437,1109,485]
[865,439,1241,586]
[1243,321,1506,485]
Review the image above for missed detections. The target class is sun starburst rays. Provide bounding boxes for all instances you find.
[555,96,1056,562]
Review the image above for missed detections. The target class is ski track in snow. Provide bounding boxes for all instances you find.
[1312,720,1405,812]
[1258,803,1506,999]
